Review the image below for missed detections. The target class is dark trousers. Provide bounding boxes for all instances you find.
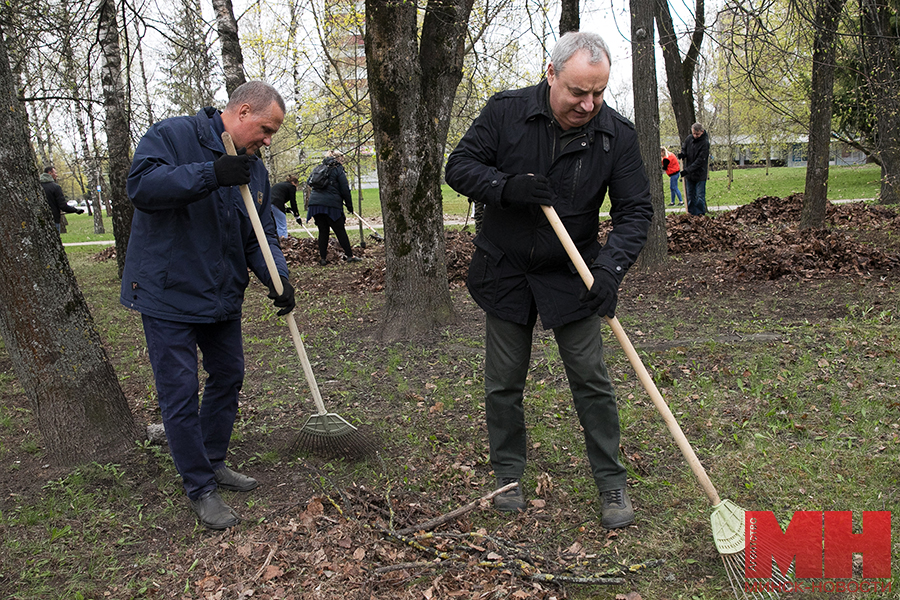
[484,312,627,493]
[312,213,354,259]
[142,315,244,500]
[684,178,707,215]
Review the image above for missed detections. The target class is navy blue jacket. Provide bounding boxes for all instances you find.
[120,107,288,323]
[445,80,652,329]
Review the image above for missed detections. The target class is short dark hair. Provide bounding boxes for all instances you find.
[226,81,286,115]
[44,166,55,174]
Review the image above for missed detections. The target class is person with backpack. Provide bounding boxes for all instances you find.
[306,150,361,265]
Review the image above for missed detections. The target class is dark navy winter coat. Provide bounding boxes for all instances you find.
[445,79,653,329]
[120,107,288,323]
[308,157,353,213]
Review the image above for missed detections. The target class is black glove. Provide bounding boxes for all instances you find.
[76,208,85,214]
[680,170,687,178]
[267,275,296,316]
[580,266,618,317]
[501,174,554,206]
[214,147,255,187]
[295,217,304,224]
[345,202,354,213]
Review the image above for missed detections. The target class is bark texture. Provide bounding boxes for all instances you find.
[801,0,845,229]
[0,28,139,466]
[632,0,667,269]
[655,0,704,141]
[98,0,133,277]
[365,0,473,339]
[212,0,247,96]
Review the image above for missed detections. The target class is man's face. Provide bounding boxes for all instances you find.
[547,50,610,130]
[692,128,704,138]
[49,168,58,181]
[228,101,285,155]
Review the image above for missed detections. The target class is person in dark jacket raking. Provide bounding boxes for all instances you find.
[445,31,652,529]
[120,81,295,530]
[306,150,361,265]
[270,174,300,241]
[40,166,83,231]
[679,123,710,216]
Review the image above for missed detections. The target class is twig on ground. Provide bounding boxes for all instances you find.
[251,544,277,581]
[394,481,518,535]
[374,561,441,574]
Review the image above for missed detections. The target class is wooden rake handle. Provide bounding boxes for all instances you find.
[222,132,327,416]
[540,205,722,506]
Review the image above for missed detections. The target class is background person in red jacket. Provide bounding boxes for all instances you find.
[660,147,683,207]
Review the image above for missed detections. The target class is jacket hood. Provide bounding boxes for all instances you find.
[39,173,54,183]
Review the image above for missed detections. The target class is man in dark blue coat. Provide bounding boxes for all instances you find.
[445,32,652,529]
[121,81,295,530]
[679,123,710,215]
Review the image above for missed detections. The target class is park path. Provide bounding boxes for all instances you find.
[62,198,869,246]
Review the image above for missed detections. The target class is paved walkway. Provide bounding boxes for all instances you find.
[62,198,869,247]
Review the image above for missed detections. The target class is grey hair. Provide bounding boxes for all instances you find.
[550,31,612,74]
[692,123,705,133]
[225,81,286,114]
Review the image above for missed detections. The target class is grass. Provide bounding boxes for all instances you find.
[58,163,883,245]
[3,199,899,598]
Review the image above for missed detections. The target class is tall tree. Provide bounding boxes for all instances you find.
[800,0,846,228]
[0,25,139,466]
[559,0,580,34]
[861,0,900,204]
[97,0,133,277]
[212,0,246,96]
[655,0,705,141]
[365,0,474,339]
[161,0,217,117]
[632,0,667,268]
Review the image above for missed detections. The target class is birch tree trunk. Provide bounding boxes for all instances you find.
[98,0,133,277]
[212,0,246,96]
[365,0,473,339]
[0,28,139,466]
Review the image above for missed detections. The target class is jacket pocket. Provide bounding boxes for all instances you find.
[468,233,505,306]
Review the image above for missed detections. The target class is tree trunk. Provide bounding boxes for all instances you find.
[801,0,845,229]
[365,0,473,340]
[862,0,900,205]
[655,0,703,141]
[212,0,246,96]
[0,28,139,467]
[559,0,580,35]
[632,0,667,269]
[98,0,133,277]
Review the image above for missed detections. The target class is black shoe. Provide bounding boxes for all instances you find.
[319,259,328,266]
[344,256,362,263]
[493,477,526,512]
[214,466,259,492]
[600,487,634,529]
[190,490,240,530]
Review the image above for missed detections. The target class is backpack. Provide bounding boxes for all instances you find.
[307,161,333,191]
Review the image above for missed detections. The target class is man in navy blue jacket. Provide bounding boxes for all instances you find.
[121,81,294,530]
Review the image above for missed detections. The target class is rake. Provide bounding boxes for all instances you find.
[541,205,788,599]
[223,133,377,459]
